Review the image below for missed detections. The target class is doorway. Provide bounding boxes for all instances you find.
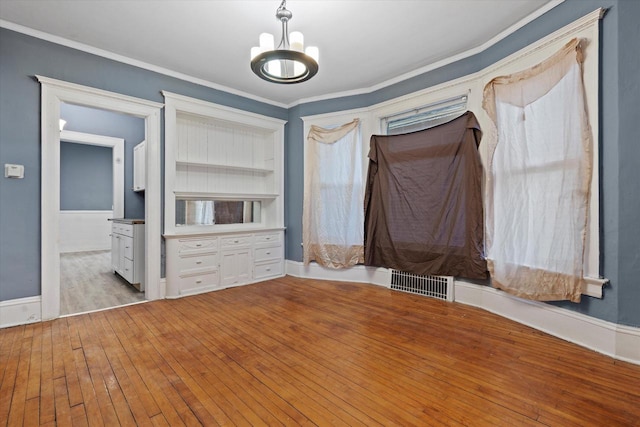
[39,76,163,320]
[58,108,145,315]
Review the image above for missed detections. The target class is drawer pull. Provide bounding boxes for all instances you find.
[265,237,271,240]
[266,268,271,272]
[196,244,202,247]
[196,280,202,284]
[266,252,271,255]
[196,261,202,265]
[234,240,239,243]
[125,246,130,249]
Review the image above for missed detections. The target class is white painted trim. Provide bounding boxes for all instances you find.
[0,296,42,328]
[285,261,639,365]
[0,2,566,109]
[38,75,163,321]
[60,130,125,218]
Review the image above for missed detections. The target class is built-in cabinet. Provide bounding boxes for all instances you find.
[133,140,146,192]
[165,230,284,297]
[163,92,286,298]
[110,219,145,291]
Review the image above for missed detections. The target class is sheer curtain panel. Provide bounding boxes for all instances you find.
[482,38,592,302]
[303,119,364,268]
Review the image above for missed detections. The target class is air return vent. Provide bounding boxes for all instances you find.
[390,270,454,301]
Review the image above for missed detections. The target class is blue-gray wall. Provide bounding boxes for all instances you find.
[0,27,286,302]
[284,0,640,327]
[0,0,638,328]
[61,103,145,217]
[60,141,113,210]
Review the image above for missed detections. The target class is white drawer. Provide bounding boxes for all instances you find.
[122,258,135,283]
[112,223,134,237]
[254,260,283,280]
[123,236,134,260]
[177,238,218,254]
[254,232,281,245]
[179,271,220,294]
[178,252,218,273]
[254,245,283,262]
[220,235,252,248]
[120,223,134,237]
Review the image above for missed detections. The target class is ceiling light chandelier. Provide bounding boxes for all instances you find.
[250,0,319,84]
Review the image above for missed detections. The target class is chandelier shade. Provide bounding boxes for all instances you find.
[250,0,319,84]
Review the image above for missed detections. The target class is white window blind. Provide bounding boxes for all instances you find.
[384,95,468,135]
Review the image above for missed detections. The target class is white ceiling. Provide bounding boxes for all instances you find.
[0,0,558,106]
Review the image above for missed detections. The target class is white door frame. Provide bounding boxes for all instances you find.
[38,76,164,320]
[59,130,125,218]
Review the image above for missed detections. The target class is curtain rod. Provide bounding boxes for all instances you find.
[382,93,468,123]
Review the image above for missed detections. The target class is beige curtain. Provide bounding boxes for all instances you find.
[482,38,592,302]
[303,119,364,268]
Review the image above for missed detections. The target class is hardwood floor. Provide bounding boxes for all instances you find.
[1,276,639,426]
[60,250,145,316]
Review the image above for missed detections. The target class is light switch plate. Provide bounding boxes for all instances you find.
[5,164,25,179]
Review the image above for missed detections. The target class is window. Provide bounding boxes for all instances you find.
[482,38,599,302]
[303,119,364,268]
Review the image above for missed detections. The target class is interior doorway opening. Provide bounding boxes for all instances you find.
[39,76,163,320]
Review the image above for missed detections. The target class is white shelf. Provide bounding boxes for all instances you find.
[176,160,273,174]
[174,191,279,200]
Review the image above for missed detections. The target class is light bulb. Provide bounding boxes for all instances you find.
[259,33,274,52]
[290,31,304,52]
[306,46,319,63]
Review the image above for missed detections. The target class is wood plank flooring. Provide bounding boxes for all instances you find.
[60,251,145,315]
[2,276,639,426]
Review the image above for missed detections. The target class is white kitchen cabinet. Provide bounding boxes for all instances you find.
[133,140,146,192]
[110,220,145,291]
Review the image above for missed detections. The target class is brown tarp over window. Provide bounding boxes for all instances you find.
[364,111,487,279]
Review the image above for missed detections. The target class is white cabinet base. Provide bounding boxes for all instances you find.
[165,229,284,298]
[111,220,145,291]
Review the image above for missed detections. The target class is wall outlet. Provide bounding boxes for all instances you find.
[4,164,25,179]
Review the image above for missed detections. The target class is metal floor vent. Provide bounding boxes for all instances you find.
[390,270,454,301]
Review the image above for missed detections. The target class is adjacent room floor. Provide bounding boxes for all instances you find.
[60,250,145,315]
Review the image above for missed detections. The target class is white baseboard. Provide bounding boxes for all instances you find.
[285,260,640,365]
[285,260,391,287]
[0,296,42,328]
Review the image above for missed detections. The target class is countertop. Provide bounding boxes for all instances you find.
[109,218,145,224]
